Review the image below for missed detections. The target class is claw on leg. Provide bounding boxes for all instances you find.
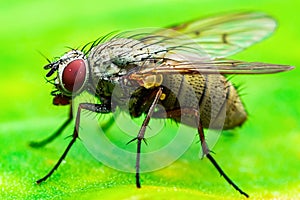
[196,116,249,198]
[133,87,163,188]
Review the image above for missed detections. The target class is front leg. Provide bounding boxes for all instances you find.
[30,105,73,148]
[36,103,111,184]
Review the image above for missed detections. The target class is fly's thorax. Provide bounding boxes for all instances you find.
[88,38,166,87]
[88,37,166,111]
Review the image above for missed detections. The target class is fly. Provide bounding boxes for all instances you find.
[31,12,294,198]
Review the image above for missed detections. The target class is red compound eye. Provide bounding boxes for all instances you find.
[62,59,86,93]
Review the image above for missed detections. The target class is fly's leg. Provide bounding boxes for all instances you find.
[127,87,163,188]
[36,103,111,184]
[196,116,249,198]
[30,106,73,148]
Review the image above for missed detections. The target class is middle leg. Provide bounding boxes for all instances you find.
[128,87,163,188]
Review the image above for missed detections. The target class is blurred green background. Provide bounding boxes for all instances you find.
[0,0,299,199]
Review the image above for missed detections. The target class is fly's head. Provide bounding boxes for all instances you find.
[44,50,89,105]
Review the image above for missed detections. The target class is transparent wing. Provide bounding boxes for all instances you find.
[87,12,293,79]
[128,58,294,75]
[142,12,277,59]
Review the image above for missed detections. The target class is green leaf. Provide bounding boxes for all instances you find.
[1,0,300,199]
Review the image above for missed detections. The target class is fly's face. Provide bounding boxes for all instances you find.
[44,50,89,97]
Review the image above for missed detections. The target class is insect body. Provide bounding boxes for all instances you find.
[86,37,247,129]
[32,12,294,198]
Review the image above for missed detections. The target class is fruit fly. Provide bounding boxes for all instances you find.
[31,12,293,198]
